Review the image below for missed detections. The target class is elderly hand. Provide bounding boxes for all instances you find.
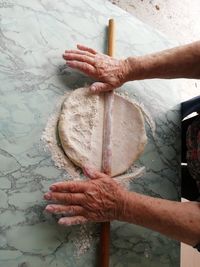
[63,44,130,93]
[44,166,129,226]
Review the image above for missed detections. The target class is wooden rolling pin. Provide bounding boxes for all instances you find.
[100,18,116,267]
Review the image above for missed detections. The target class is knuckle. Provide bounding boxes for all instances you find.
[65,193,72,203]
[90,180,98,188]
[56,206,62,212]
[70,184,76,192]
[88,67,94,75]
[64,194,68,202]
[52,193,58,200]
[75,218,82,225]
[69,206,76,215]
[82,62,87,70]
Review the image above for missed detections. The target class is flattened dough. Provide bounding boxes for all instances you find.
[58,87,147,176]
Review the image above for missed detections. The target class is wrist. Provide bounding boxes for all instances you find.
[117,190,138,222]
[121,58,132,83]
[124,57,145,81]
[125,56,156,81]
[119,56,149,84]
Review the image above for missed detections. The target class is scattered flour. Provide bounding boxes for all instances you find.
[73,225,93,257]
[41,92,81,179]
[114,166,146,189]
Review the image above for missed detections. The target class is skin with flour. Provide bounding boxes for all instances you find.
[44,42,200,247]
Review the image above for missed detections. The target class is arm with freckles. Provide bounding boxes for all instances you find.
[63,41,200,93]
[126,41,200,81]
[44,167,200,247]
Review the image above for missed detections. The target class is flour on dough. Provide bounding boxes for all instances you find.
[58,87,147,177]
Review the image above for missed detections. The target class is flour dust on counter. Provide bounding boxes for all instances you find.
[41,91,80,179]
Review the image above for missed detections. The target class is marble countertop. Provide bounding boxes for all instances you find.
[0,0,182,266]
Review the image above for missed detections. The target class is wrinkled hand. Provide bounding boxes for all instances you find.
[44,166,128,226]
[63,44,130,93]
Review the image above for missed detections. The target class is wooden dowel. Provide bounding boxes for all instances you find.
[107,19,115,57]
[100,221,110,267]
[100,18,115,267]
[102,18,115,177]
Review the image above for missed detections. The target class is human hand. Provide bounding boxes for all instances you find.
[44,166,129,226]
[63,44,130,93]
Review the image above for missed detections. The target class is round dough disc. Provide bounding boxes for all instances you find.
[58,87,147,177]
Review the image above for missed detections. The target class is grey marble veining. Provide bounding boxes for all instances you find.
[0,0,182,266]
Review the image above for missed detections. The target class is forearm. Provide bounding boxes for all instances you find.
[125,41,200,80]
[121,192,200,246]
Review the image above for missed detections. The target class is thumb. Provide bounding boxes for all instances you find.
[83,165,108,180]
[90,82,112,93]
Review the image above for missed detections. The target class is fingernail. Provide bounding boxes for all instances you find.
[49,185,56,191]
[45,205,54,212]
[59,218,69,225]
[44,192,52,200]
[59,218,64,224]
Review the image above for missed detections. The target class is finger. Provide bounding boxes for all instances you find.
[83,165,108,180]
[77,44,97,55]
[63,53,95,66]
[45,204,84,215]
[90,82,113,93]
[49,181,88,193]
[58,216,88,226]
[66,60,96,76]
[44,192,84,204]
[65,49,94,57]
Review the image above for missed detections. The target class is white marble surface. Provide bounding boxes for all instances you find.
[0,0,182,266]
